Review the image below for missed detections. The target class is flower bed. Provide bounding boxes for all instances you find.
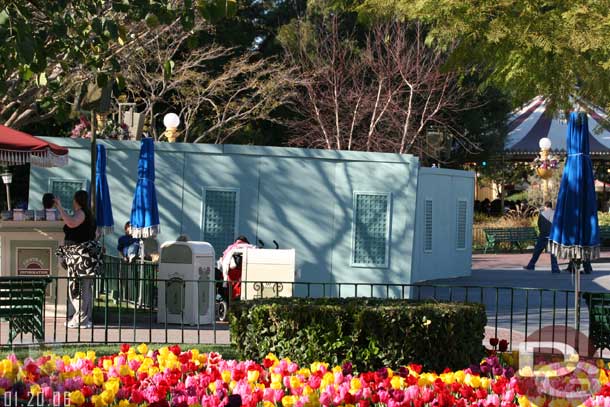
[0,344,609,407]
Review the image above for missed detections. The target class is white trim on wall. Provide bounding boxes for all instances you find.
[350,191,392,268]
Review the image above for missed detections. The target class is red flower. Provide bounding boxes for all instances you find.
[131,390,145,404]
[169,345,181,356]
[409,363,423,374]
[82,386,93,398]
[498,339,509,352]
[207,352,222,365]
[120,344,130,353]
[263,358,274,368]
[489,338,499,347]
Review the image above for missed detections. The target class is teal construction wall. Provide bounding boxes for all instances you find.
[29,138,473,294]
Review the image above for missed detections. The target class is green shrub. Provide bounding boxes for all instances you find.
[229,297,486,372]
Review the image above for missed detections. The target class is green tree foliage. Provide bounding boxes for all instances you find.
[0,0,235,128]
[355,0,610,111]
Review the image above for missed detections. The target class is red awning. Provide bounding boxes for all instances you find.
[0,125,68,167]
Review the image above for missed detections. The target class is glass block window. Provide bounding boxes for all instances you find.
[424,199,433,252]
[456,200,468,250]
[50,179,86,214]
[202,189,238,255]
[352,193,391,267]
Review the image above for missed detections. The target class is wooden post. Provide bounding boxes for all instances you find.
[90,110,97,218]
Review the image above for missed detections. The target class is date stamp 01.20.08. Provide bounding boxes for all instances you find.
[2,391,72,407]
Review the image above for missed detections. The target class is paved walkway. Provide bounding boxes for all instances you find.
[417,251,610,357]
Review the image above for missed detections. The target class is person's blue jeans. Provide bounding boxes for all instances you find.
[123,243,140,258]
[526,235,560,273]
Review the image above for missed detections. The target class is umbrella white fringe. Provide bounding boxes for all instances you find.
[131,225,160,239]
[0,148,68,167]
[96,226,114,236]
[548,241,600,261]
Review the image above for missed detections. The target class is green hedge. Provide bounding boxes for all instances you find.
[229,297,486,372]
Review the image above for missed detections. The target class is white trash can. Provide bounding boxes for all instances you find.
[157,241,215,325]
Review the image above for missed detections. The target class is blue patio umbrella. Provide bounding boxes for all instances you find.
[549,111,600,333]
[95,144,114,236]
[130,137,160,239]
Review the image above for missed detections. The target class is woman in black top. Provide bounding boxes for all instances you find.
[55,190,95,245]
[55,190,100,329]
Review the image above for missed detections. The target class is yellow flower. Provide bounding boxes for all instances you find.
[83,374,94,386]
[191,349,199,361]
[101,390,115,405]
[289,376,301,389]
[518,396,531,407]
[91,395,105,407]
[453,370,466,384]
[282,395,298,407]
[310,361,328,373]
[92,368,105,386]
[297,368,311,377]
[600,368,609,385]
[265,353,279,367]
[86,351,96,361]
[390,376,403,390]
[104,378,120,395]
[387,368,394,379]
[465,374,481,388]
[480,377,491,390]
[69,390,85,406]
[418,373,436,387]
[102,359,113,370]
[29,384,41,396]
[440,372,455,384]
[119,364,133,377]
[209,382,216,393]
[263,402,275,407]
[247,370,260,383]
[321,372,334,389]
[137,343,148,355]
[119,400,131,407]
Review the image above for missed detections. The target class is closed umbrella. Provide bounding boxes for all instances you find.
[129,138,160,306]
[548,111,600,338]
[95,145,114,236]
[130,137,160,238]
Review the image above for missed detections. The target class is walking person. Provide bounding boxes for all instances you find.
[55,190,102,328]
[523,201,560,273]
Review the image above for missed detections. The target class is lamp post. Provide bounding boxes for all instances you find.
[1,172,12,211]
[536,137,554,201]
[162,113,180,143]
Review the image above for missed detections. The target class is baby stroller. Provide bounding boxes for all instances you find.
[215,239,278,321]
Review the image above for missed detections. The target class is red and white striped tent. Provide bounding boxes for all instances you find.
[504,96,610,156]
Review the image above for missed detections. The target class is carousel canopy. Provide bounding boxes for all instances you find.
[504,96,610,155]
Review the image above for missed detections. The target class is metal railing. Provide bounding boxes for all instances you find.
[0,258,607,357]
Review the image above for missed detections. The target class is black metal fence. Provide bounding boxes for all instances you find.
[0,256,608,357]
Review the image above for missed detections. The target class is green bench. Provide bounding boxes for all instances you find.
[0,277,50,345]
[584,292,610,352]
[483,227,538,254]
